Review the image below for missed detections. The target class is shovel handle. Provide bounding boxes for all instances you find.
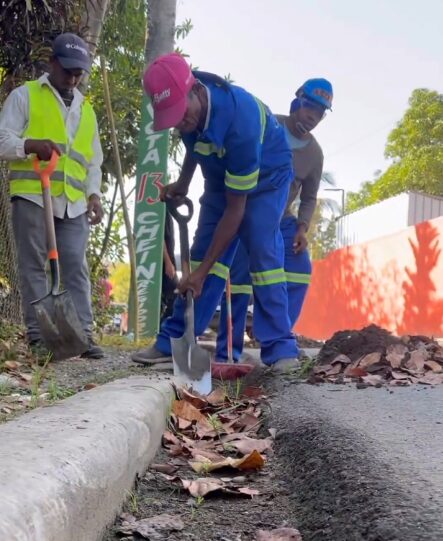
[226,275,234,363]
[166,197,193,279]
[33,151,60,294]
[165,196,193,225]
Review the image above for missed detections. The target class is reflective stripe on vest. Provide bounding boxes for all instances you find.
[9,81,96,202]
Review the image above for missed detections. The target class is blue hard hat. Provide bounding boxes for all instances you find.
[296,78,333,110]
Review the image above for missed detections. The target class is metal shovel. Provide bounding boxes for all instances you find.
[166,197,212,395]
[31,152,89,360]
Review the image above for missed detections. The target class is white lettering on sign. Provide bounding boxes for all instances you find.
[135,210,162,329]
[134,101,168,333]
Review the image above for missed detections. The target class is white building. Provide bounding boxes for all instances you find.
[336,191,443,248]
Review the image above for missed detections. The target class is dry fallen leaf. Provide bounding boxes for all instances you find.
[390,371,411,380]
[181,477,259,498]
[83,383,97,390]
[424,360,443,373]
[150,463,179,475]
[178,388,208,410]
[358,352,382,369]
[344,365,368,378]
[405,349,427,373]
[386,343,408,369]
[182,477,224,497]
[256,527,303,540]
[331,354,352,365]
[230,436,273,455]
[237,486,260,497]
[206,387,227,405]
[172,400,208,424]
[190,449,265,473]
[232,412,261,433]
[116,513,184,539]
[419,373,443,385]
[361,374,383,387]
[242,386,265,399]
[268,427,277,439]
[4,360,22,370]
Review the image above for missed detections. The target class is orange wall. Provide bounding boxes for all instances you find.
[295,216,443,340]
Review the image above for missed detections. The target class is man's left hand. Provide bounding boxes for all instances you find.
[293,225,308,253]
[178,268,207,298]
[87,195,104,225]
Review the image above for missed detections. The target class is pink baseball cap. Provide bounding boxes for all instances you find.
[143,53,196,131]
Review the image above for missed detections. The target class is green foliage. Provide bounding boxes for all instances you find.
[347,89,443,212]
[307,200,337,260]
[0,0,83,96]
[109,262,130,303]
[88,0,148,181]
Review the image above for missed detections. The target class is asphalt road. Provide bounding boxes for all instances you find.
[270,380,443,541]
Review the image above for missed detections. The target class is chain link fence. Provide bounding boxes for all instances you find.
[0,163,22,324]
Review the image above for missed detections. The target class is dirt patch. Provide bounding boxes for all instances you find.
[104,372,301,541]
[0,348,162,424]
[104,440,298,541]
[311,325,443,387]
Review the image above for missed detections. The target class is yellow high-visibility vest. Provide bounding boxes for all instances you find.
[9,80,96,202]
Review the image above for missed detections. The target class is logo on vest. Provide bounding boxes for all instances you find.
[153,89,171,104]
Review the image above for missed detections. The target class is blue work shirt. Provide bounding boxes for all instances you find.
[181,74,293,196]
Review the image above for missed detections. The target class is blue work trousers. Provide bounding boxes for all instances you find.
[156,181,298,364]
[216,215,311,361]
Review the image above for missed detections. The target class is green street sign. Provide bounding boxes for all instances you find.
[133,95,169,337]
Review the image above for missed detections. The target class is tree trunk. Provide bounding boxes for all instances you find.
[78,0,111,93]
[145,0,177,64]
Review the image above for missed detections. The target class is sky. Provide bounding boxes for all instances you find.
[174,0,443,216]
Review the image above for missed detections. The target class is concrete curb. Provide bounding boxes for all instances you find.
[0,376,174,541]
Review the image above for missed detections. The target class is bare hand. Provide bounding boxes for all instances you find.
[164,259,176,280]
[160,181,188,204]
[24,139,62,161]
[293,228,308,253]
[178,268,206,298]
[87,195,104,225]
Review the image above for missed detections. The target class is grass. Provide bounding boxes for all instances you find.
[190,495,205,519]
[99,334,155,351]
[47,378,75,401]
[125,489,139,514]
[0,380,15,396]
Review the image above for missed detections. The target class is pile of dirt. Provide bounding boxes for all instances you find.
[311,324,443,387]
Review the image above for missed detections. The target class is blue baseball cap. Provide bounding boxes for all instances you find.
[52,33,91,73]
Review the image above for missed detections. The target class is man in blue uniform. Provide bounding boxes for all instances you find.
[216,79,333,364]
[132,52,298,371]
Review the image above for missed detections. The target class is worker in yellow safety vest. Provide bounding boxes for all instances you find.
[0,33,105,358]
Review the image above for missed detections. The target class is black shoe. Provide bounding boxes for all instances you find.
[80,341,105,359]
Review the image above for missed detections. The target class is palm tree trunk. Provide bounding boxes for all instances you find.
[78,0,111,94]
[145,0,177,63]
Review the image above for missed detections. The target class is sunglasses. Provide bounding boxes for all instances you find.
[299,97,327,116]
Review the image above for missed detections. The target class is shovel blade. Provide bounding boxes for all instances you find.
[32,290,89,360]
[171,335,212,395]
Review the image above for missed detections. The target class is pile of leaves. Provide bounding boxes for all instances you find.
[310,325,443,388]
[116,383,304,540]
[158,385,272,497]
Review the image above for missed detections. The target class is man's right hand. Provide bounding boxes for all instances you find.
[24,139,62,161]
[160,181,188,204]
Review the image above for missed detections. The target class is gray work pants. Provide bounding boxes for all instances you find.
[11,198,93,342]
